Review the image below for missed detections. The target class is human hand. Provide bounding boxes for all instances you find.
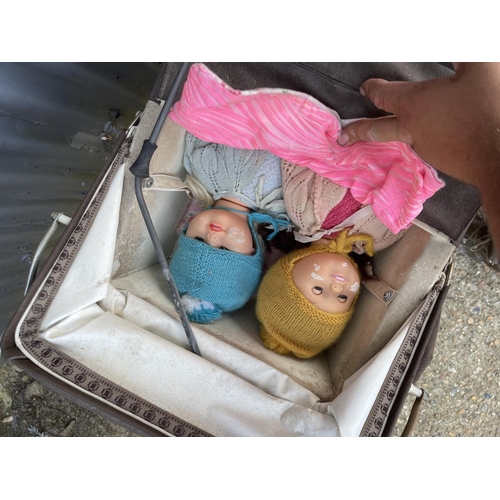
[338,63,500,249]
[338,63,500,189]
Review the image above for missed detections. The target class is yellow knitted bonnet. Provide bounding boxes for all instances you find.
[256,230,374,359]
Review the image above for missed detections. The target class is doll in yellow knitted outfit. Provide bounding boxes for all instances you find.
[256,229,374,359]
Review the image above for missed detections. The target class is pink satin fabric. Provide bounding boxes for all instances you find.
[169,63,444,233]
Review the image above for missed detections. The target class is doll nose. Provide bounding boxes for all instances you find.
[330,282,343,293]
[206,231,219,243]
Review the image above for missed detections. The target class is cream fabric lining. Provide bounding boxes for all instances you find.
[19,108,455,437]
[39,300,340,437]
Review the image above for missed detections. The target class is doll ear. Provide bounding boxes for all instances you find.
[180,294,222,324]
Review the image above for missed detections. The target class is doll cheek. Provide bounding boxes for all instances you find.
[227,226,246,244]
[311,262,324,280]
[311,272,324,281]
[349,282,360,292]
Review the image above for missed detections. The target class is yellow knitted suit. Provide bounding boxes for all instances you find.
[256,230,374,359]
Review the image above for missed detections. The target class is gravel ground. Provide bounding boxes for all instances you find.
[394,251,500,437]
[1,251,499,438]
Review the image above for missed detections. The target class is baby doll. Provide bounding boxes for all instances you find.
[255,161,402,358]
[256,229,374,359]
[171,131,399,327]
[169,132,290,324]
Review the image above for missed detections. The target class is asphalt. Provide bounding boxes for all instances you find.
[1,250,499,437]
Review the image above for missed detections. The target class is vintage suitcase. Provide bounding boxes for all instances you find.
[0,63,481,436]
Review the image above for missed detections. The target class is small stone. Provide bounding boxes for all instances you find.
[485,393,492,399]
[24,381,45,401]
[457,408,466,415]
[468,318,474,324]
[0,382,13,415]
[495,339,500,346]
[59,420,76,437]
[481,405,488,412]
[450,388,458,396]
[477,281,485,289]
[472,306,481,313]
[2,416,13,423]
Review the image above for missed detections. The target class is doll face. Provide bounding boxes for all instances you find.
[186,209,254,255]
[291,252,360,314]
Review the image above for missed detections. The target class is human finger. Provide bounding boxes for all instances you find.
[338,115,413,146]
[359,78,419,116]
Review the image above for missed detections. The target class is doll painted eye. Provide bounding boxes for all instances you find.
[312,286,323,295]
[337,294,348,303]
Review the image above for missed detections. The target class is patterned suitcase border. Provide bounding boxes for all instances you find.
[16,134,443,438]
[17,137,212,437]
[360,277,444,437]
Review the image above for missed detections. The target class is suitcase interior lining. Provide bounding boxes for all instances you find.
[23,100,456,436]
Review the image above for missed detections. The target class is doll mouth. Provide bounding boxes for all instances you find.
[332,274,346,282]
[209,223,224,232]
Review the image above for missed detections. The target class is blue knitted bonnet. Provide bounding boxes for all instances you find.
[170,207,288,323]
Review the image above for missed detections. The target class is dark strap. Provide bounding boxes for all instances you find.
[401,391,426,437]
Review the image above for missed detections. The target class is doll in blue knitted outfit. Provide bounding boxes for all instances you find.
[169,132,290,324]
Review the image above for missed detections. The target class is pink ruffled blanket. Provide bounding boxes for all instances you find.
[169,63,444,234]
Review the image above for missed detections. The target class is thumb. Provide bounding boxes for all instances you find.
[338,78,416,146]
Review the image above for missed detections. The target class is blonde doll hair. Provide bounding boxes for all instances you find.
[183,174,214,209]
